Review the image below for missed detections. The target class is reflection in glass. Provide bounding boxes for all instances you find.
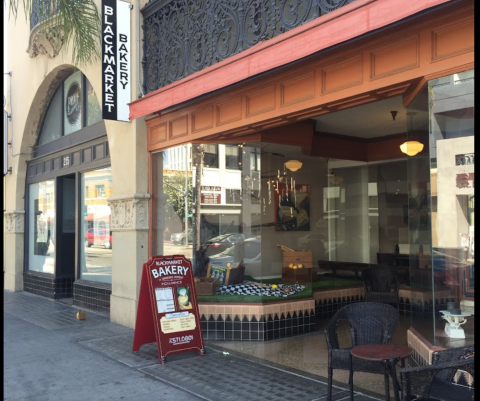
[28,180,56,273]
[153,132,468,295]
[427,69,474,344]
[37,89,62,146]
[36,72,101,147]
[86,79,102,126]
[79,168,113,283]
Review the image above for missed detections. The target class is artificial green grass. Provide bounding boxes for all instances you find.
[196,275,362,303]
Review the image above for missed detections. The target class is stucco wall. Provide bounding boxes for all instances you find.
[4,0,149,328]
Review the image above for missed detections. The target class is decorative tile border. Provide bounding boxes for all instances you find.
[197,285,458,341]
[199,299,316,341]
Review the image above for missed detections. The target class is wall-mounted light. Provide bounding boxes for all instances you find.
[284,160,302,172]
[400,141,424,156]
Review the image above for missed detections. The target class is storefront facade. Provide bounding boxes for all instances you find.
[3,0,473,364]
[4,0,149,327]
[23,70,113,312]
[130,0,474,362]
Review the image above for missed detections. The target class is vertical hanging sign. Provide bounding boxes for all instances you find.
[102,0,131,122]
[132,255,206,364]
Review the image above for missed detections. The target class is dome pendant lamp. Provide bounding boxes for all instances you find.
[284,160,302,172]
[401,111,424,156]
[400,141,424,156]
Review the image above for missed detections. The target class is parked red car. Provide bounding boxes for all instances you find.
[85,228,112,249]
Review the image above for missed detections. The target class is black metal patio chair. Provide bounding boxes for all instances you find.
[324,302,400,401]
[362,266,400,309]
[400,345,474,401]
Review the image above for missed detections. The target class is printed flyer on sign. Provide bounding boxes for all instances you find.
[160,311,196,334]
[154,287,175,313]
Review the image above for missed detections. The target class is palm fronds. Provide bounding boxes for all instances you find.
[8,0,101,66]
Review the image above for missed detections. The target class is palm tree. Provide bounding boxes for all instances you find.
[8,0,101,66]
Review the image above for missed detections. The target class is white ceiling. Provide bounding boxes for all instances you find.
[244,96,428,164]
[247,95,429,158]
[312,95,428,138]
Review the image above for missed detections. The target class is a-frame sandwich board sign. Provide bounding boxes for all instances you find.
[132,255,205,363]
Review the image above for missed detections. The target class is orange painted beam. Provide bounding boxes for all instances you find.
[130,0,454,120]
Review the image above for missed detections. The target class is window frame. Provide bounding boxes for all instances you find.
[203,144,219,168]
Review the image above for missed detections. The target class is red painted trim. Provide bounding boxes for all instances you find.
[130,0,454,120]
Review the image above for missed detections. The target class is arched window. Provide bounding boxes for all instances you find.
[37,71,102,146]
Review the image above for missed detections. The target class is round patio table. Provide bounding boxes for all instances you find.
[349,344,412,401]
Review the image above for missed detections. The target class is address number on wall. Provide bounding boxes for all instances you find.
[63,155,70,167]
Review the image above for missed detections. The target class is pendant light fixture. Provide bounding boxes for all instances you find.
[284,160,302,172]
[400,141,424,156]
[400,111,423,156]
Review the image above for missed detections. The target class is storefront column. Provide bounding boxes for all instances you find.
[3,210,25,291]
[108,194,150,328]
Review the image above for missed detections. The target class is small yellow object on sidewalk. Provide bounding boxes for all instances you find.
[76,310,86,320]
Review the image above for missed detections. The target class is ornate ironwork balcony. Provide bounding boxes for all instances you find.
[141,0,356,94]
[28,0,63,59]
[30,0,60,30]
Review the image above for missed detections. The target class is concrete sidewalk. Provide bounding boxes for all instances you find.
[4,290,380,401]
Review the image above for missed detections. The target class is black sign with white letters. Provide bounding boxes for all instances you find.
[102,0,131,122]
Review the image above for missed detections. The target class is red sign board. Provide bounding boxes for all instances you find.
[132,255,205,363]
[201,193,221,204]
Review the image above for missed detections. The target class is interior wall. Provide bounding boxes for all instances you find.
[257,147,412,275]
[259,152,328,278]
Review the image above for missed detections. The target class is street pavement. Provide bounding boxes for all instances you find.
[4,290,380,401]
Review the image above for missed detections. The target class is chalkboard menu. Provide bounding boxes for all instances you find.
[132,255,205,363]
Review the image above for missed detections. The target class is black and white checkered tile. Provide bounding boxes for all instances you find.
[216,281,305,297]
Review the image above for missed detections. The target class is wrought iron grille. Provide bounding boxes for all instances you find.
[141,0,356,94]
[30,0,61,30]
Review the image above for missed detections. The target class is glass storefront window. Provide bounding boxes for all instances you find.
[153,146,194,261]
[404,69,474,346]
[28,180,56,273]
[153,144,266,283]
[79,168,113,283]
[36,72,102,147]
[428,69,474,344]
[153,142,417,293]
[152,83,472,311]
[86,79,102,126]
[63,71,83,135]
[37,89,63,146]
